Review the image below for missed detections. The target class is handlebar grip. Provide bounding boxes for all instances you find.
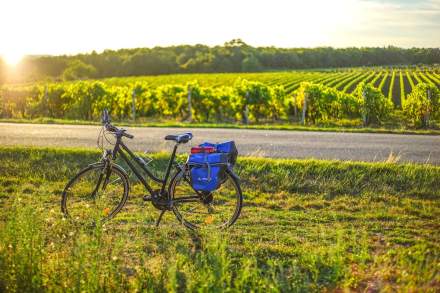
[104,122,133,139]
[124,132,134,139]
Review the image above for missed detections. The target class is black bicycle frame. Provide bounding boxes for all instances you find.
[110,133,179,197]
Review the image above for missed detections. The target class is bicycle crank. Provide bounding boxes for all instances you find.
[147,190,172,211]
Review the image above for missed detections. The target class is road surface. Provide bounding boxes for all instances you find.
[1,123,439,164]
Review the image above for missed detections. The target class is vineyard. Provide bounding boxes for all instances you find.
[1,66,440,127]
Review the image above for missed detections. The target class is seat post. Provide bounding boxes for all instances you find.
[160,143,179,195]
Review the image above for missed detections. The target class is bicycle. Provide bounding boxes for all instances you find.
[61,110,243,230]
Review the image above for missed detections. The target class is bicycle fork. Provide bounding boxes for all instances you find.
[91,151,113,198]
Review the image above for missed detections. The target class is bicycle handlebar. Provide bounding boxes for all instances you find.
[102,109,134,139]
[122,131,134,139]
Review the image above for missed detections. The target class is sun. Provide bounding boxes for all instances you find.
[2,52,24,66]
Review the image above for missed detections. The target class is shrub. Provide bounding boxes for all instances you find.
[269,85,287,120]
[234,79,271,123]
[295,82,360,123]
[155,84,187,118]
[354,82,393,125]
[62,81,108,120]
[403,83,440,127]
[297,82,332,123]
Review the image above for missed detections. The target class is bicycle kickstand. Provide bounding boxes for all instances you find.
[155,210,166,227]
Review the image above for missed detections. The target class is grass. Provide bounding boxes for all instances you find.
[0,146,439,292]
[1,117,440,136]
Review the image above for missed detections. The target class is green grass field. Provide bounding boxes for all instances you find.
[0,146,439,291]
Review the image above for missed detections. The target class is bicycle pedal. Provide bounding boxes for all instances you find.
[143,195,152,202]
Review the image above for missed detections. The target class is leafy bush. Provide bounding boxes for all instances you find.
[234,79,272,123]
[268,85,288,120]
[354,82,393,125]
[0,85,39,118]
[27,84,65,118]
[188,82,217,121]
[155,84,187,118]
[131,82,156,118]
[62,81,107,120]
[295,82,360,123]
[212,86,236,122]
[403,83,440,127]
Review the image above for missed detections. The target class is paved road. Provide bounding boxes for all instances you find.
[1,123,439,164]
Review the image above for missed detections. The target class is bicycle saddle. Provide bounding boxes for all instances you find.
[164,132,193,143]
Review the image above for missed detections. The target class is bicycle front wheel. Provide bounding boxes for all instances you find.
[169,168,243,230]
[61,163,129,225]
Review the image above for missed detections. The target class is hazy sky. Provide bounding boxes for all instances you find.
[1,0,439,64]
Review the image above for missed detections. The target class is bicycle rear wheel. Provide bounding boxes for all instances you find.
[61,163,129,225]
[169,168,243,230]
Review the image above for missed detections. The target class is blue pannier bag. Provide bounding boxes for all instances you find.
[199,141,238,166]
[188,141,238,192]
[188,153,229,192]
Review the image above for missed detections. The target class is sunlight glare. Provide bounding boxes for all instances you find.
[2,52,23,66]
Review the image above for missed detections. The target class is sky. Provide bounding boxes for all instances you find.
[0,0,439,64]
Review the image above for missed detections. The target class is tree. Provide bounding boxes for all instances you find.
[403,83,440,128]
[62,60,97,81]
[241,54,262,72]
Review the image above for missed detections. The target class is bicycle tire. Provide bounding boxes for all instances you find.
[61,163,129,225]
[169,168,243,230]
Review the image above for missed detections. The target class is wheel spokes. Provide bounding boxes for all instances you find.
[63,166,127,224]
[172,171,241,229]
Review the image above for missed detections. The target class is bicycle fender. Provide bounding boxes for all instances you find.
[227,166,240,182]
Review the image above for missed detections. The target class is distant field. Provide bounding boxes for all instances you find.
[98,67,440,108]
[0,146,439,291]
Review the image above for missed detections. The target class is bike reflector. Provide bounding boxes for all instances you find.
[190,146,216,154]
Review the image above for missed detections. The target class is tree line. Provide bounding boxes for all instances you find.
[2,39,440,83]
